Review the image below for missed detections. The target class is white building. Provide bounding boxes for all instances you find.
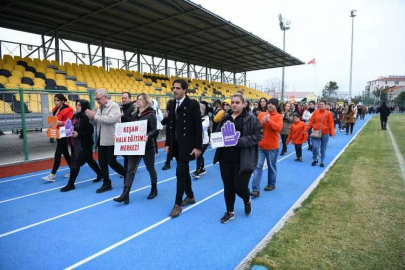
[366,75,405,97]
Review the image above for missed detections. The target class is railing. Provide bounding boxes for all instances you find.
[0,88,220,165]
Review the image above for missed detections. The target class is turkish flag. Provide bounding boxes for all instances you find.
[307,59,315,65]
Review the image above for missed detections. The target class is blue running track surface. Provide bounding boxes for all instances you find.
[0,115,371,269]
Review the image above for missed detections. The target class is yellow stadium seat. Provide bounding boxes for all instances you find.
[3,55,13,62]
[93,77,101,83]
[36,66,46,74]
[2,64,14,72]
[67,86,78,91]
[66,69,75,76]
[76,75,85,82]
[5,83,19,89]
[58,65,66,71]
[56,80,66,87]
[87,82,96,88]
[104,83,112,89]
[77,86,87,91]
[0,75,7,84]
[46,73,56,80]
[14,65,25,72]
[23,71,35,79]
[50,60,59,66]
[0,100,14,114]
[42,59,51,65]
[95,82,103,88]
[46,68,55,74]
[55,74,65,81]
[8,76,21,85]
[28,95,42,113]
[20,84,32,90]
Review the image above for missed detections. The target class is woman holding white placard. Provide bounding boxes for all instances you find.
[114,93,159,204]
[213,93,262,224]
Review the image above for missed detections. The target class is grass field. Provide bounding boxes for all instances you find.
[250,115,405,269]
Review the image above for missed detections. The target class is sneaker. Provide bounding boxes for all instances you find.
[250,190,260,197]
[320,163,325,168]
[198,168,206,176]
[63,173,70,178]
[264,185,275,191]
[220,212,235,224]
[192,170,200,179]
[311,160,318,166]
[42,173,55,182]
[181,196,196,207]
[245,201,252,216]
[169,204,182,218]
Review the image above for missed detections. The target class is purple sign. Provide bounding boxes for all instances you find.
[221,121,240,147]
[64,119,74,137]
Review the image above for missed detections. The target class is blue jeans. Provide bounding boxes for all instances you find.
[251,148,279,191]
[312,134,329,163]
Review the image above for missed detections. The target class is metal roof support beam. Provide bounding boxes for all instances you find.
[123,50,128,70]
[233,72,236,85]
[122,52,137,70]
[156,58,164,74]
[60,38,86,65]
[54,29,60,64]
[141,54,153,73]
[205,64,208,81]
[137,48,140,72]
[244,72,247,86]
[221,68,224,83]
[25,36,51,58]
[165,54,168,76]
[88,44,92,65]
[187,59,190,79]
[101,39,106,68]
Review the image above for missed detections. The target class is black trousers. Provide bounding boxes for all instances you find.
[380,117,388,129]
[219,161,252,213]
[125,147,157,187]
[294,144,302,158]
[123,155,129,170]
[281,134,288,152]
[196,144,209,170]
[173,141,194,206]
[52,137,71,174]
[346,123,354,134]
[98,145,127,185]
[68,148,101,185]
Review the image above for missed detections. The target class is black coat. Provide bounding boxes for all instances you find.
[165,96,203,162]
[131,106,159,149]
[121,102,136,123]
[378,104,391,119]
[214,110,263,173]
[71,100,94,155]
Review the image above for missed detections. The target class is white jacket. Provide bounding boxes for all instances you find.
[152,100,164,130]
[202,115,210,144]
[302,109,314,124]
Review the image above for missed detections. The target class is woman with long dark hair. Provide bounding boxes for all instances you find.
[258,97,268,113]
[60,100,102,191]
[42,93,73,182]
[114,93,159,204]
[213,93,262,224]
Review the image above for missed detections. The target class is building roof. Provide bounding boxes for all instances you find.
[0,0,304,73]
[388,86,405,94]
[269,91,316,98]
[367,76,405,83]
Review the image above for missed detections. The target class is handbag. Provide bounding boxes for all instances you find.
[310,111,326,139]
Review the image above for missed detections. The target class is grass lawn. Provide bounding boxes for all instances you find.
[388,114,405,158]
[250,115,405,269]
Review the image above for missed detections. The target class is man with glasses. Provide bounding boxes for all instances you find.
[165,79,202,217]
[86,88,127,193]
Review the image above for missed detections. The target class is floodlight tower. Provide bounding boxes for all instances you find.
[279,14,291,102]
[349,10,357,104]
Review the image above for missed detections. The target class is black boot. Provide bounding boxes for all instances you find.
[147,184,158,199]
[162,163,171,170]
[60,183,75,192]
[113,186,131,204]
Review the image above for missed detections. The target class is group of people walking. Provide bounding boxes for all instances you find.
[42,79,377,224]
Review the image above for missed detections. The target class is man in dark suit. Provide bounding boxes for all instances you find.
[165,79,202,218]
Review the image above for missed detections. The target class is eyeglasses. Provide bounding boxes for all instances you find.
[95,96,104,101]
[223,103,229,106]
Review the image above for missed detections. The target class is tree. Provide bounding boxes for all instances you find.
[372,86,388,104]
[394,92,405,107]
[321,81,339,101]
[264,77,282,93]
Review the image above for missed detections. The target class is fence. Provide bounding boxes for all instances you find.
[0,88,220,166]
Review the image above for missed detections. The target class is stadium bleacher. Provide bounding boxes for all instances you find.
[0,54,271,114]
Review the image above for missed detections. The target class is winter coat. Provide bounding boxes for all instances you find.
[305,109,335,136]
[344,109,355,124]
[280,112,293,135]
[213,99,231,124]
[52,104,74,130]
[378,104,391,119]
[214,110,263,173]
[131,106,159,149]
[121,102,136,123]
[286,121,308,145]
[71,100,94,154]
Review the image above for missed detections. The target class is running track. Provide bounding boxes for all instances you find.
[0,115,371,269]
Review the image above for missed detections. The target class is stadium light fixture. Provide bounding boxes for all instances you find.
[279,13,291,102]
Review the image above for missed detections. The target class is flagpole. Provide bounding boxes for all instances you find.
[349,10,357,104]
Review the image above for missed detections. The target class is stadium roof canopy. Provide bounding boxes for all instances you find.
[0,0,304,73]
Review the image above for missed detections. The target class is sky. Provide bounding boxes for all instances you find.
[1,0,404,97]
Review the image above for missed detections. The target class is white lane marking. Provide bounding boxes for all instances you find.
[64,148,302,269]
[0,163,215,238]
[0,161,164,204]
[64,189,225,270]
[387,124,405,184]
[0,147,167,183]
[236,115,373,269]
